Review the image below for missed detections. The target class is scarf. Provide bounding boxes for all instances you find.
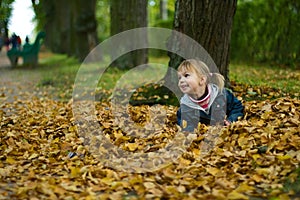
[189,86,211,110]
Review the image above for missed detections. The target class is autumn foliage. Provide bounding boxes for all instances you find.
[0,82,300,199]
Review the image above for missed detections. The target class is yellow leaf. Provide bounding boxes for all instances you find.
[70,167,81,178]
[223,150,234,157]
[252,174,263,182]
[256,120,265,126]
[125,143,138,151]
[227,190,249,200]
[212,189,227,199]
[203,184,211,192]
[60,182,82,192]
[192,148,200,157]
[53,186,67,195]
[238,150,247,157]
[148,188,163,196]
[162,167,177,179]
[178,157,191,166]
[28,153,39,160]
[164,185,180,194]
[194,180,208,187]
[87,171,99,184]
[6,156,16,164]
[215,178,235,189]
[276,154,291,161]
[206,167,220,176]
[238,137,249,148]
[278,193,291,200]
[0,168,11,177]
[100,177,115,185]
[255,167,271,175]
[235,183,255,192]
[177,185,186,193]
[182,120,187,128]
[251,154,261,161]
[111,181,130,190]
[143,182,156,189]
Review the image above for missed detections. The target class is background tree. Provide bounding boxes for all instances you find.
[231,0,300,66]
[148,0,174,58]
[28,0,300,69]
[96,0,111,42]
[167,0,237,87]
[159,0,168,20]
[32,0,98,61]
[148,0,174,28]
[73,0,98,61]
[0,0,14,43]
[110,0,148,69]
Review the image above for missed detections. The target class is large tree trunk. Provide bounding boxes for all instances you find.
[110,0,148,69]
[168,0,237,86]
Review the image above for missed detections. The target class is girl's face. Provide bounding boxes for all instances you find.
[177,69,206,99]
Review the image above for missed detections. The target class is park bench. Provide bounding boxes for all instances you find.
[7,31,46,67]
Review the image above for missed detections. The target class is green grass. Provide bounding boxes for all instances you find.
[229,63,300,97]
[35,54,80,100]
[36,54,299,101]
[37,53,170,101]
[38,54,80,86]
[283,167,300,197]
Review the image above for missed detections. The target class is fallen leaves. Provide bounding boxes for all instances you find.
[1,90,300,199]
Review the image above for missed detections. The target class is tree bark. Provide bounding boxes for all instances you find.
[168,0,237,86]
[73,0,98,61]
[110,0,148,69]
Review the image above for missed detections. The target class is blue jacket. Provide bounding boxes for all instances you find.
[177,84,244,132]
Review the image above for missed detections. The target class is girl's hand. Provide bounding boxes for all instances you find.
[224,120,231,126]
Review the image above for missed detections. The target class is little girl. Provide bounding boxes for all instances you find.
[177,59,244,132]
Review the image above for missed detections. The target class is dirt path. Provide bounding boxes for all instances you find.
[0,50,11,68]
[0,50,43,104]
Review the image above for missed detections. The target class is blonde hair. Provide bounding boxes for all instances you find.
[177,59,225,91]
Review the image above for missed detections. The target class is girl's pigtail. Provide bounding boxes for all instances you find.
[210,73,225,91]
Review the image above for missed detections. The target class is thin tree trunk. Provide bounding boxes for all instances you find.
[160,0,168,20]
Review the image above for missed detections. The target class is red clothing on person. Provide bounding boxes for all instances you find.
[189,86,211,110]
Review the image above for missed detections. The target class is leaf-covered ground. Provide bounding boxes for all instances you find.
[1,76,300,200]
